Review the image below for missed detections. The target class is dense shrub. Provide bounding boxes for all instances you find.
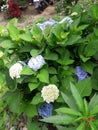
[0,4,98,129]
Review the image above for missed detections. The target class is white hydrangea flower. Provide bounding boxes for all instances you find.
[9,63,23,79]
[41,84,59,103]
[28,55,45,71]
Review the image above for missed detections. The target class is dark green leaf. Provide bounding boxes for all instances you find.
[28,120,40,130]
[70,83,84,112]
[5,69,17,90]
[56,107,81,116]
[31,93,43,105]
[24,104,37,117]
[84,40,98,57]
[89,94,98,110]
[61,92,78,110]
[76,78,92,97]
[91,68,98,90]
[40,115,76,125]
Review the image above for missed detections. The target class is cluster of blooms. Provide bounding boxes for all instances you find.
[76,66,88,81]
[38,103,53,118]
[41,84,59,103]
[9,62,23,79]
[28,55,45,71]
[9,55,45,79]
[37,16,73,31]
[7,0,22,18]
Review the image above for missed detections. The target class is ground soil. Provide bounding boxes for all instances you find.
[0,5,57,28]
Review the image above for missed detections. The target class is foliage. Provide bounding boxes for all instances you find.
[12,0,28,7]
[55,0,78,15]
[0,4,98,129]
[77,0,98,10]
[41,83,98,129]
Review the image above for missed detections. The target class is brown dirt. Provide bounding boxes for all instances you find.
[0,5,57,28]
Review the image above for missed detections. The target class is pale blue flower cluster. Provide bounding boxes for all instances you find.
[59,16,73,28]
[28,55,45,71]
[37,19,56,31]
[38,103,53,118]
[76,66,88,81]
[37,16,73,30]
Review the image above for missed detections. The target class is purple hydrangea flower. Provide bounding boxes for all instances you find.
[38,103,53,118]
[76,66,88,81]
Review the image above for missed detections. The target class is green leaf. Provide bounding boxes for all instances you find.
[76,78,92,97]
[79,55,90,62]
[24,104,37,117]
[21,66,35,75]
[48,67,57,74]
[77,25,88,31]
[28,82,39,91]
[19,32,32,42]
[6,91,24,115]
[30,49,40,57]
[7,18,20,41]
[89,121,97,130]
[5,69,17,90]
[0,40,17,49]
[61,92,78,110]
[56,107,81,116]
[58,35,81,46]
[52,23,63,40]
[0,26,5,34]
[89,5,98,21]
[84,40,98,57]
[94,28,98,36]
[70,83,84,112]
[31,24,43,42]
[37,69,49,83]
[44,49,58,61]
[83,99,89,116]
[40,115,76,125]
[89,94,98,110]
[28,120,40,130]
[76,122,86,130]
[31,93,43,105]
[91,68,98,90]
[56,126,76,130]
[82,61,96,74]
[90,105,98,115]
[50,75,58,84]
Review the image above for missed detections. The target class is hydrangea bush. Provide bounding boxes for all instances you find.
[0,4,98,129]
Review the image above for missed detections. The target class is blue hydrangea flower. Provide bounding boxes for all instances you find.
[28,55,45,71]
[37,19,56,31]
[59,16,73,28]
[76,66,88,81]
[38,103,53,118]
